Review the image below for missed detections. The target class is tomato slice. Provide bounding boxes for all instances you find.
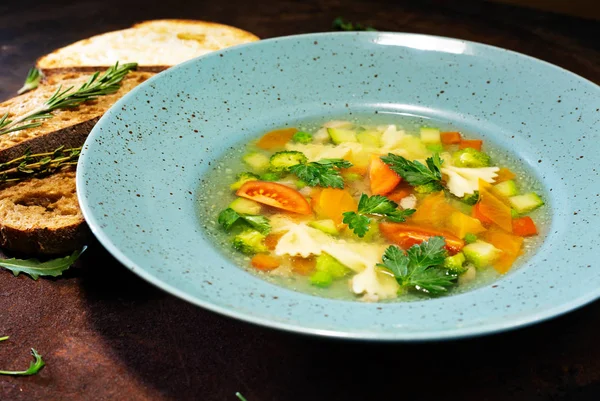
[379,222,465,254]
[237,181,312,215]
[369,155,401,195]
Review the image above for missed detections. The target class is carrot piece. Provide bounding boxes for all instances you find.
[478,179,513,232]
[264,232,285,250]
[379,222,465,254]
[495,168,517,183]
[472,203,493,225]
[481,227,524,273]
[316,188,357,224]
[290,256,316,275]
[251,254,281,271]
[512,216,538,236]
[387,184,413,202]
[440,131,462,145]
[458,139,483,151]
[447,211,486,239]
[409,192,457,229]
[256,128,297,150]
[369,155,402,195]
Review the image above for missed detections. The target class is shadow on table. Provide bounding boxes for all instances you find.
[80,243,600,401]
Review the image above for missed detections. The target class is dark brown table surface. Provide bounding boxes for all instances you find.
[1,1,599,400]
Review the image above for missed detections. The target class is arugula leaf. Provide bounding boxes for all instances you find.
[343,194,416,237]
[0,345,45,376]
[289,158,352,189]
[332,17,377,31]
[0,247,86,280]
[378,237,457,295]
[342,212,370,237]
[218,208,270,234]
[380,153,443,187]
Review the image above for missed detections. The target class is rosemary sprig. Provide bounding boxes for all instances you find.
[0,62,137,136]
[0,146,81,184]
[17,67,43,95]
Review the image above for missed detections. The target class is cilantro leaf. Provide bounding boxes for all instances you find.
[378,237,457,295]
[342,211,370,237]
[344,194,416,237]
[0,345,45,376]
[218,208,271,234]
[380,153,442,187]
[289,158,352,189]
[0,247,86,280]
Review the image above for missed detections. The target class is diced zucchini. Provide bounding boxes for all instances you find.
[443,252,467,274]
[509,192,544,214]
[462,240,502,269]
[426,143,444,153]
[229,198,261,215]
[310,270,333,287]
[494,180,518,197]
[308,219,339,235]
[229,172,259,190]
[342,172,363,182]
[356,131,382,147]
[315,253,349,278]
[242,152,270,172]
[420,127,441,144]
[327,128,357,144]
[510,209,519,218]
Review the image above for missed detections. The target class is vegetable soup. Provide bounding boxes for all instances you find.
[198,119,548,302]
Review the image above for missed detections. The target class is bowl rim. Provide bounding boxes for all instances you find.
[77,31,600,341]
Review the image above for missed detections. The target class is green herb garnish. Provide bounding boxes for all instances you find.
[0,247,86,280]
[378,237,457,295]
[218,208,271,235]
[17,67,43,95]
[235,393,248,401]
[0,337,45,376]
[289,158,352,189]
[380,153,443,187]
[0,146,81,184]
[343,194,415,237]
[332,17,377,31]
[0,62,137,136]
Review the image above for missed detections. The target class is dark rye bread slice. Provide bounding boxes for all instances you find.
[0,168,87,255]
[0,70,153,163]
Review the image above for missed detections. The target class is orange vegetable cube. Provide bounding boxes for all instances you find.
[459,139,483,151]
[440,131,462,145]
[256,128,297,150]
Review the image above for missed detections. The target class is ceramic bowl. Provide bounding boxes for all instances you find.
[77,32,600,340]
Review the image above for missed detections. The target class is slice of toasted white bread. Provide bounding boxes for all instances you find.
[0,168,87,255]
[36,19,259,74]
[0,70,153,163]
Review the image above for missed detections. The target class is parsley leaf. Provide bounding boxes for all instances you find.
[343,194,416,237]
[0,247,86,280]
[342,212,370,237]
[378,237,457,295]
[0,338,45,376]
[289,158,352,189]
[218,208,271,234]
[380,153,443,187]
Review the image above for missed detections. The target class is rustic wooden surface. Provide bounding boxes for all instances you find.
[1,1,599,400]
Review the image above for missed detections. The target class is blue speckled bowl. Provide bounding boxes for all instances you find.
[77,32,600,340]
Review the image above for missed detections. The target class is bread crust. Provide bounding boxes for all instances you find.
[0,220,89,255]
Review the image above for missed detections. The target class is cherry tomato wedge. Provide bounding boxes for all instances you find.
[369,155,401,196]
[237,181,312,215]
[379,222,465,255]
